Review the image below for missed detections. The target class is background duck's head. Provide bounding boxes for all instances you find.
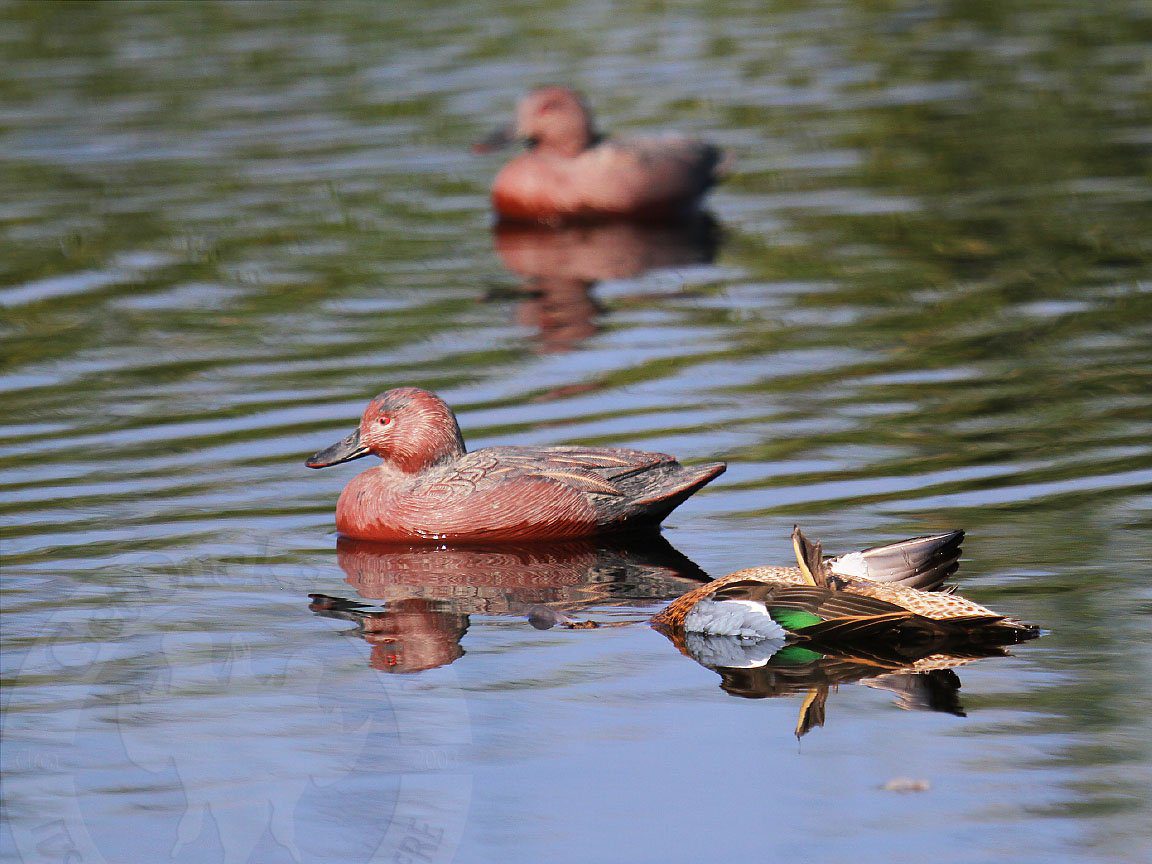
[475,86,598,158]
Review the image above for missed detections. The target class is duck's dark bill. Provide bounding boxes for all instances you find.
[306,429,370,468]
[471,124,515,154]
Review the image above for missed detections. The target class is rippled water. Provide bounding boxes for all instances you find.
[3,2,1151,862]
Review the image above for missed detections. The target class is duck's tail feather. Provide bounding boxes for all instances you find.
[791,526,831,588]
[629,461,726,510]
[932,614,1042,644]
[797,610,1041,649]
[830,530,965,591]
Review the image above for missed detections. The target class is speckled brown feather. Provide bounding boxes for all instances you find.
[653,564,1023,627]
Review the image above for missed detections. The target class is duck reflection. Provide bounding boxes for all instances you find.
[309,533,708,673]
[491,216,721,353]
[310,595,468,673]
[662,626,1012,737]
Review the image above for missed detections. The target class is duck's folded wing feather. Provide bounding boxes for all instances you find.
[712,581,911,619]
[829,530,965,591]
[483,446,677,495]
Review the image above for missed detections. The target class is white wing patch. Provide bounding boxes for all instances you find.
[685,631,786,669]
[683,599,786,641]
[830,551,869,579]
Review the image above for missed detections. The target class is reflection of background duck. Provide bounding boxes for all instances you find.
[309,534,709,673]
[491,217,721,353]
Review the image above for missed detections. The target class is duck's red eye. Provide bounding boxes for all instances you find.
[377,416,392,426]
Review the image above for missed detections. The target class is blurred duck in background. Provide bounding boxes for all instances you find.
[475,86,726,224]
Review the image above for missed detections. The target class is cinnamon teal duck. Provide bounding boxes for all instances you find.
[474,86,725,224]
[306,387,725,543]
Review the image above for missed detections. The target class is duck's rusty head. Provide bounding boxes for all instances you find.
[306,387,466,473]
[473,86,597,158]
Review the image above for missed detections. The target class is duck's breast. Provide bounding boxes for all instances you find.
[334,462,599,542]
[491,153,590,221]
[492,140,716,221]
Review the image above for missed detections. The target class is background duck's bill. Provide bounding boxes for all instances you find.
[471,124,515,153]
[306,429,370,468]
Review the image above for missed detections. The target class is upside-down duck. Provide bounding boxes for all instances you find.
[653,526,1040,649]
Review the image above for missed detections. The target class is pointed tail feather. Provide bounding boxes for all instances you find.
[791,526,830,588]
[830,530,965,591]
[936,614,1042,644]
[629,461,726,509]
[798,610,1040,648]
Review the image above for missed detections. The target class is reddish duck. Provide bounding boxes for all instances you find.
[306,388,725,543]
[475,87,725,224]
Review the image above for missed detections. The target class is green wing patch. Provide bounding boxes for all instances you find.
[769,608,824,630]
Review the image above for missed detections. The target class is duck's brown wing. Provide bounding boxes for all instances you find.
[407,447,722,538]
[713,581,914,620]
[483,446,673,495]
[479,446,725,521]
[614,136,727,198]
[410,447,649,497]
